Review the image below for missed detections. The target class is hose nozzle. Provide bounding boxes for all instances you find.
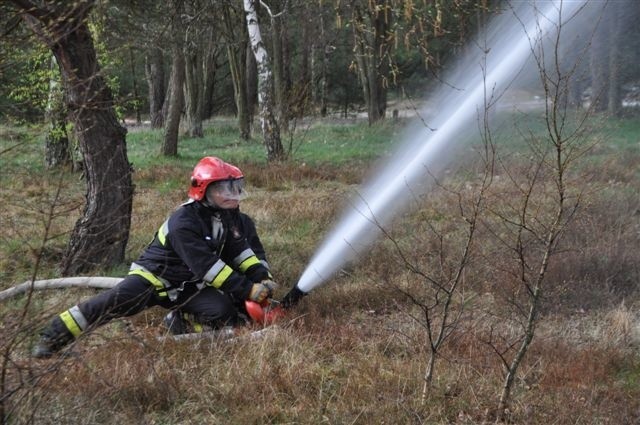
[280,286,307,309]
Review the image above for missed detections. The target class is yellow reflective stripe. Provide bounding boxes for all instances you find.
[184,313,203,333]
[203,260,227,282]
[68,305,88,330]
[59,310,82,337]
[157,220,169,246]
[238,255,261,273]
[211,265,234,289]
[128,269,168,298]
[233,249,255,266]
[203,260,235,288]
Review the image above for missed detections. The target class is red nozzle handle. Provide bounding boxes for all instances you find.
[244,300,285,325]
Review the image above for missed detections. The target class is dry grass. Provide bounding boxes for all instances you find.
[2,145,640,423]
[11,303,639,424]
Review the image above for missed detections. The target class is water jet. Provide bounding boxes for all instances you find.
[282,0,598,306]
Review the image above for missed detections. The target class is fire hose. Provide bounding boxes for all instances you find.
[0,277,308,325]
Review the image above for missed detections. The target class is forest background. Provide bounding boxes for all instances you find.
[1,0,640,423]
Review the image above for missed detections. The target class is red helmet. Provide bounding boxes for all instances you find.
[188,156,244,201]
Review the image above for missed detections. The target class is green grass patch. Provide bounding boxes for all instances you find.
[126,120,398,169]
[615,357,640,391]
[289,121,397,164]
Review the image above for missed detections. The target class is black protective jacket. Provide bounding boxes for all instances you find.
[134,201,271,300]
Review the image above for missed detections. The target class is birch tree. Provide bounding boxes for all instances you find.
[243,0,284,162]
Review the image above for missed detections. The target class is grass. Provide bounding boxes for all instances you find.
[125,119,398,168]
[1,112,640,423]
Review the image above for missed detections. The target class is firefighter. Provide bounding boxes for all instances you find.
[162,210,272,335]
[33,156,276,358]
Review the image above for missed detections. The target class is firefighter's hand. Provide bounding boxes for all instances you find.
[260,279,277,292]
[249,282,273,303]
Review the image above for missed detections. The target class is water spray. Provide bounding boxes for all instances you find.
[282,0,593,308]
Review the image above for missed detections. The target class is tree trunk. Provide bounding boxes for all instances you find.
[59,46,133,274]
[311,42,318,106]
[371,4,388,121]
[567,69,587,109]
[269,3,292,128]
[244,0,284,162]
[246,39,258,125]
[271,12,286,126]
[202,31,218,120]
[282,19,292,100]
[145,46,165,128]
[300,8,311,112]
[183,0,206,138]
[313,2,329,117]
[184,47,204,138]
[223,3,251,140]
[589,10,610,113]
[496,286,540,422]
[15,2,134,275]
[44,55,72,169]
[44,111,71,169]
[320,27,330,117]
[230,42,251,140]
[353,6,373,121]
[607,2,623,117]
[129,48,142,124]
[352,1,389,125]
[163,0,185,156]
[163,43,185,155]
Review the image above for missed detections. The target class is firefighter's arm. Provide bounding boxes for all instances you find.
[230,246,273,282]
[239,215,277,298]
[226,244,276,300]
[169,226,255,299]
[241,214,271,269]
[168,214,274,300]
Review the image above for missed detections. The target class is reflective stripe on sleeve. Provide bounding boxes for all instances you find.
[203,259,234,288]
[59,306,87,338]
[157,220,170,246]
[233,249,261,273]
[232,249,255,267]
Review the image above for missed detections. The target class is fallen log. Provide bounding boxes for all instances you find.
[0,277,121,302]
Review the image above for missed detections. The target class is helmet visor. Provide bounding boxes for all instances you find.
[206,178,247,202]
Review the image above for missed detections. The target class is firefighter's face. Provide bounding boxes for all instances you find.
[205,179,245,209]
[208,190,239,209]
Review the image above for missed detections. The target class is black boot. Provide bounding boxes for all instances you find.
[32,330,74,358]
[163,311,190,335]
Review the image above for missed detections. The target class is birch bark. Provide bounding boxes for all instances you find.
[243,0,284,161]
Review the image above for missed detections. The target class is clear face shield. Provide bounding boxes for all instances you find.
[205,178,247,206]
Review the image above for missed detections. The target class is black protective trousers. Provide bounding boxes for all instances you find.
[45,274,240,341]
